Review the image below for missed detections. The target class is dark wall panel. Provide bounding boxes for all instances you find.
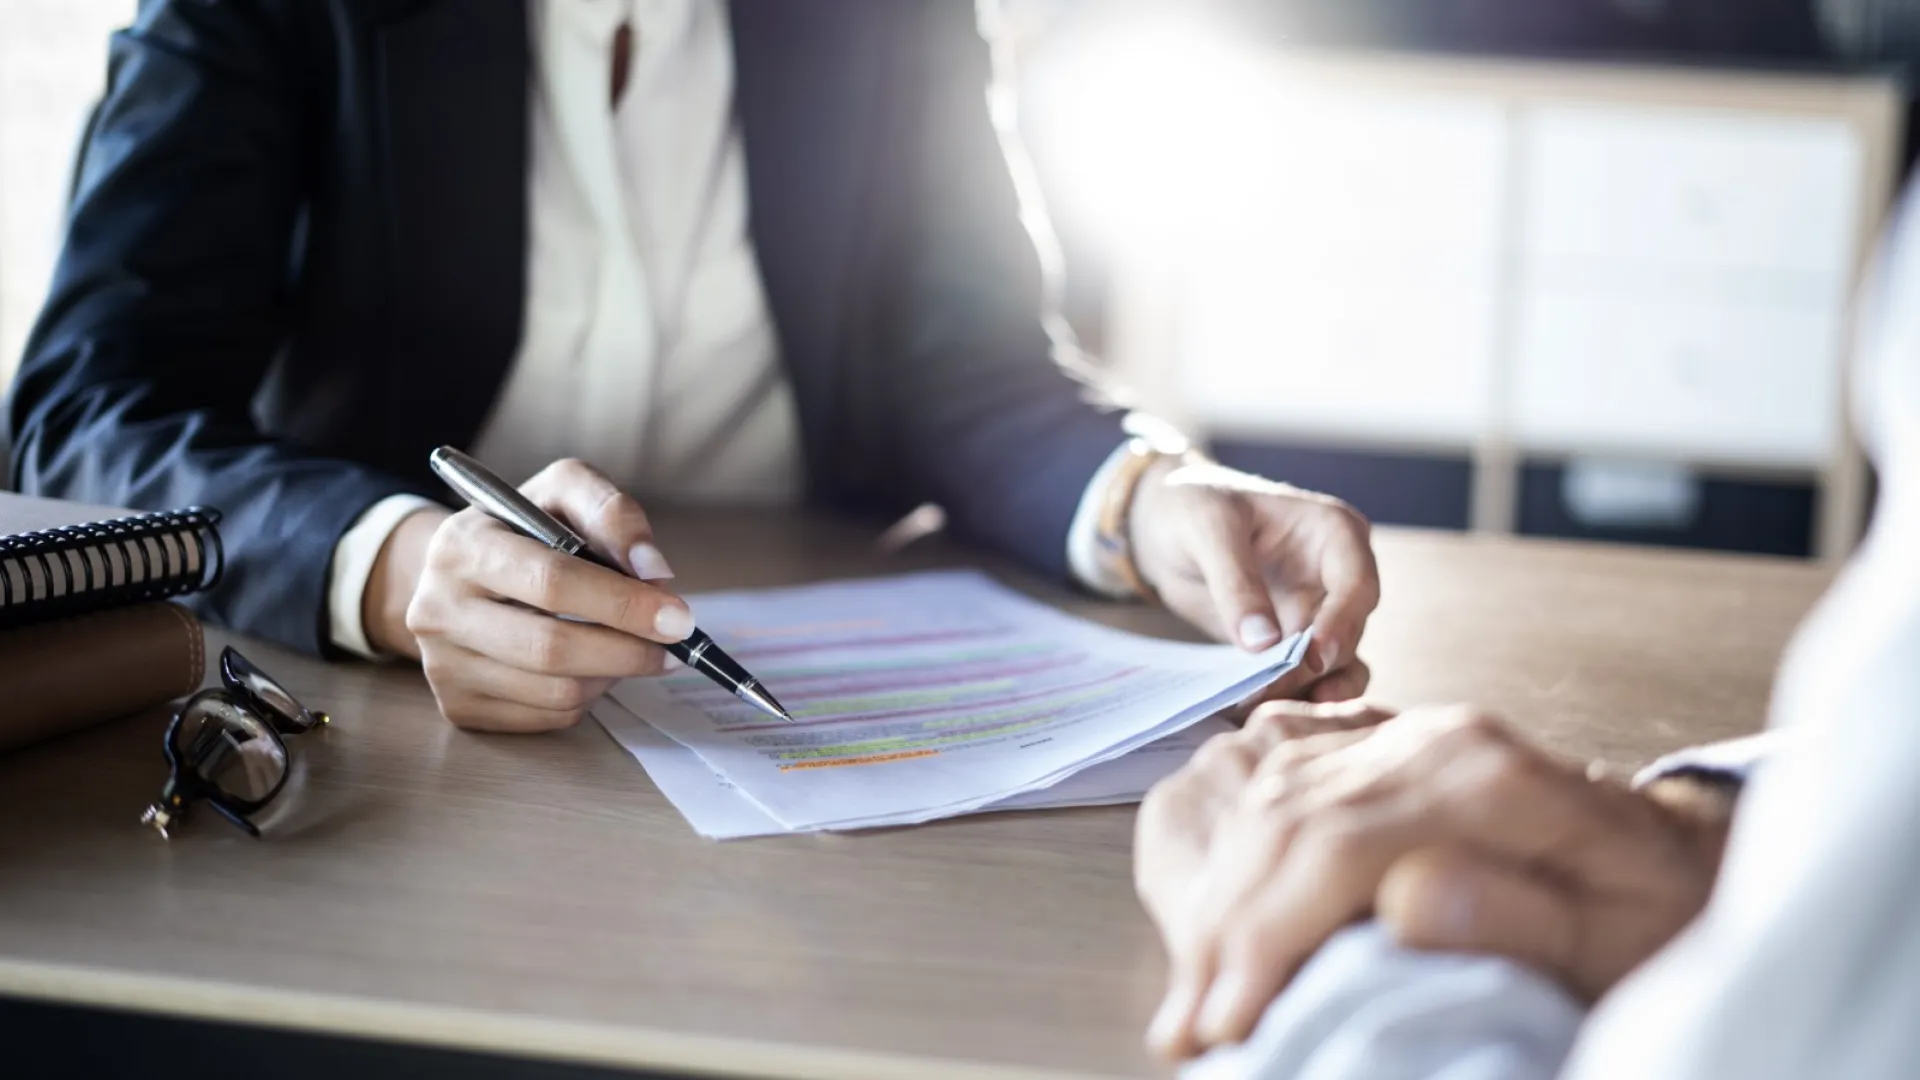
[1210,439,1475,530]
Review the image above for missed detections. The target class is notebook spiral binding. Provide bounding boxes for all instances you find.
[0,507,224,630]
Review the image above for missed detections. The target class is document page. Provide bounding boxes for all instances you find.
[596,697,1234,839]
[608,571,1306,832]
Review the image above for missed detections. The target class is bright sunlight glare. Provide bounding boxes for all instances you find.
[1024,8,1279,255]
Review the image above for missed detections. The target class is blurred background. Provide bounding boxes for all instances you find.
[4,0,1915,560]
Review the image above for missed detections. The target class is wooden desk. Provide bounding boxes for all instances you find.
[0,512,1832,1080]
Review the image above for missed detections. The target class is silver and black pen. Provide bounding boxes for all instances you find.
[428,446,793,723]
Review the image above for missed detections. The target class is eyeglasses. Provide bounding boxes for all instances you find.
[141,647,330,838]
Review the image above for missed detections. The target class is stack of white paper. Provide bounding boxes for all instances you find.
[595,699,1238,840]
[594,571,1308,838]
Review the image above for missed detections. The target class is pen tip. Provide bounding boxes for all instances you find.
[740,682,794,723]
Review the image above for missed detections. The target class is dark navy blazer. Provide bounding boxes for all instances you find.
[8,0,1126,655]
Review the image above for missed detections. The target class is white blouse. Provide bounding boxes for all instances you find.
[324,0,1128,657]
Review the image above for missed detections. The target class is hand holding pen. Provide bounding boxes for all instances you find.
[393,453,788,732]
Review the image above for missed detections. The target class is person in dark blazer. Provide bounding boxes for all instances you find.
[9,0,1377,731]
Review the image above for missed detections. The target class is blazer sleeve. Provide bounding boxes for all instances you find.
[849,4,1129,582]
[6,0,419,656]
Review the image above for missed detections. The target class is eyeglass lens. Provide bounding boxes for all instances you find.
[171,696,289,805]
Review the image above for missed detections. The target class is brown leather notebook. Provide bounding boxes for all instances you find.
[0,492,222,752]
[0,602,205,752]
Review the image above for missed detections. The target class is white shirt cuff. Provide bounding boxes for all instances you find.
[1066,441,1138,599]
[1185,922,1583,1080]
[1632,731,1780,790]
[327,494,441,659]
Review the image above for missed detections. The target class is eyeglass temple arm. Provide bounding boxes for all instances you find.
[203,798,263,838]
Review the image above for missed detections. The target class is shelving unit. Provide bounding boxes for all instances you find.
[1104,51,1904,562]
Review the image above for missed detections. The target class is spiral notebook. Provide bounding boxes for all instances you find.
[0,505,223,630]
[0,494,223,754]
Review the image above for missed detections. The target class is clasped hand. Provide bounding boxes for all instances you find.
[1134,701,1733,1061]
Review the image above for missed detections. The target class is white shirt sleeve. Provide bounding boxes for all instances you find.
[326,494,441,659]
[1066,441,1138,599]
[1183,922,1584,1080]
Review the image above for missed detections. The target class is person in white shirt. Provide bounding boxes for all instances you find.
[12,0,1379,731]
[1133,182,1920,1079]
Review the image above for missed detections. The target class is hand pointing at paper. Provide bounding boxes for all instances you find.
[1127,457,1380,705]
[362,459,693,733]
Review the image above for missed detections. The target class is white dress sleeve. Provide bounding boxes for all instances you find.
[1183,923,1584,1080]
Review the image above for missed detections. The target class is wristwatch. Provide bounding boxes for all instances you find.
[1093,421,1194,601]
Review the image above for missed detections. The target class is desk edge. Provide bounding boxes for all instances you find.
[0,958,1126,1080]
